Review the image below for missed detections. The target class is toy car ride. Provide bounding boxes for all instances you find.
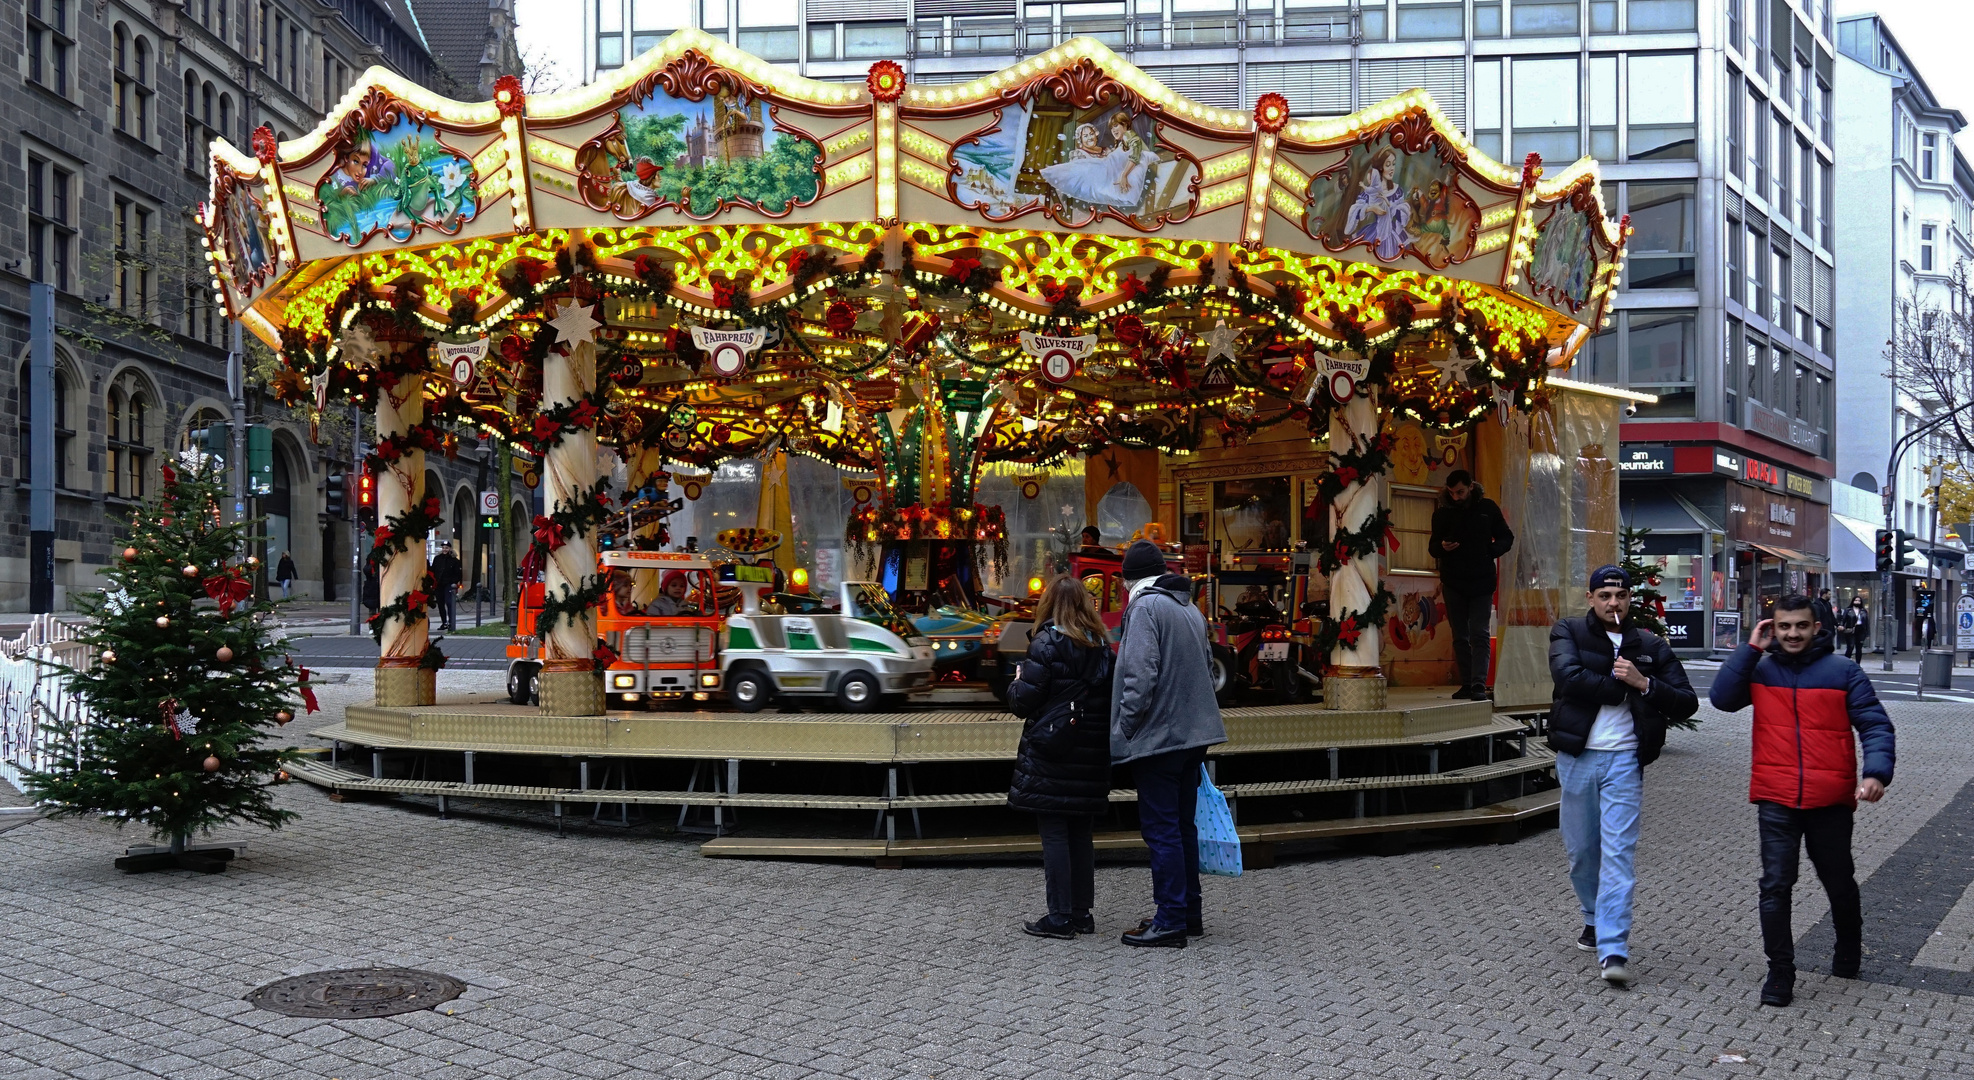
[721,579,935,712]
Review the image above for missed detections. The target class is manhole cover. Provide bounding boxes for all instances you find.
[245,967,466,1019]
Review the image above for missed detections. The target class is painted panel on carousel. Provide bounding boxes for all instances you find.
[1521,191,1605,315]
[210,169,282,306]
[577,60,824,220]
[315,110,479,246]
[1302,140,1481,269]
[948,79,1202,230]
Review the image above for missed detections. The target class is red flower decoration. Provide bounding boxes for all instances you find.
[1118,273,1145,301]
[1333,466,1360,487]
[825,300,857,334]
[532,416,562,444]
[375,526,395,544]
[250,125,280,164]
[532,514,566,551]
[1337,616,1362,648]
[1113,315,1148,347]
[422,495,442,519]
[406,590,429,611]
[1040,280,1069,303]
[593,642,620,670]
[493,73,526,117]
[866,60,906,103]
[512,257,548,286]
[567,400,600,429]
[1253,93,1290,134]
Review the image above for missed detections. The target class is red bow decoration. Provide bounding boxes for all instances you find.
[1118,273,1145,301]
[593,642,620,670]
[511,257,548,286]
[1336,615,1363,649]
[160,463,178,486]
[711,279,741,311]
[297,667,320,713]
[422,495,442,519]
[161,698,183,739]
[532,514,567,551]
[1334,540,1352,565]
[1113,315,1148,347]
[1381,525,1401,553]
[204,571,253,616]
[947,256,981,282]
[825,300,857,334]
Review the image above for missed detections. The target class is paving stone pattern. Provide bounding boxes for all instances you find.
[4,678,1974,1079]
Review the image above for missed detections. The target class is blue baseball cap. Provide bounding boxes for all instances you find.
[1587,564,1630,591]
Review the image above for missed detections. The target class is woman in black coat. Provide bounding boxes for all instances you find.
[1007,575,1114,939]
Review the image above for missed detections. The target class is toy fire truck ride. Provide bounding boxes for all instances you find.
[507,549,723,706]
[721,579,937,713]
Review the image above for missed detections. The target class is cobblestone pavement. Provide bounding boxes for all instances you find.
[4,676,1974,1080]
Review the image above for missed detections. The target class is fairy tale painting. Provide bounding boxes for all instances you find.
[213,176,279,294]
[1303,141,1480,269]
[315,113,478,246]
[577,76,822,219]
[1523,195,1603,313]
[950,76,1200,229]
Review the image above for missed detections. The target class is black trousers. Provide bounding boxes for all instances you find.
[1843,629,1866,662]
[1442,585,1494,688]
[1758,801,1861,972]
[1035,812,1096,916]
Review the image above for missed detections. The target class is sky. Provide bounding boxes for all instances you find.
[515,1,1974,155]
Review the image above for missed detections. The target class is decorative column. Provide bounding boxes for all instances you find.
[538,298,606,716]
[1325,384,1389,711]
[372,329,433,707]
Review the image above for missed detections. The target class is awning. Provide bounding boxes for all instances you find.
[1619,489,1714,533]
[1831,514,1880,575]
[1746,543,1827,566]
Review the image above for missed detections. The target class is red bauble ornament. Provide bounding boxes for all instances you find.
[825,301,857,334]
[203,756,221,772]
[216,646,235,662]
[123,547,138,561]
[161,517,173,527]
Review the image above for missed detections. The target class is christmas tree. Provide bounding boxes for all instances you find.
[1619,524,1698,730]
[23,453,311,873]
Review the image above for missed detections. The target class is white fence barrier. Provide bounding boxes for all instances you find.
[0,618,93,792]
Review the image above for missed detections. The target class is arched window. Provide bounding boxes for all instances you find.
[19,362,76,490]
[181,407,227,453]
[113,26,129,133]
[183,71,201,168]
[218,94,233,146]
[106,388,125,497]
[106,374,155,499]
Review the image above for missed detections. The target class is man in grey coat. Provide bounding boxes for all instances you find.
[1111,540,1228,948]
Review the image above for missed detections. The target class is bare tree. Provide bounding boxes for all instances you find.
[520,41,574,95]
[1889,259,1974,461]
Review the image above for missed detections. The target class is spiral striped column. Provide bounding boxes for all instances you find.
[538,334,605,716]
[1325,387,1387,711]
[374,362,431,707]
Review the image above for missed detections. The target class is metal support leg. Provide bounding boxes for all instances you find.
[463,750,475,786]
[1327,748,1339,781]
[330,742,338,768]
[679,760,701,830]
[1427,746,1439,774]
[438,794,449,818]
[1485,735,1494,764]
[372,751,382,779]
[885,767,898,843]
[554,800,564,837]
[580,760,590,791]
[901,763,922,840]
[1353,790,1365,818]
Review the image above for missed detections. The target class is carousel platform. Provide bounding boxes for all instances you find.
[290,687,1559,863]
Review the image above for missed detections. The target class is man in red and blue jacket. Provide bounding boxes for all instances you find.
[1709,593,1895,1008]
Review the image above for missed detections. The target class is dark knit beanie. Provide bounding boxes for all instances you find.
[1121,540,1166,582]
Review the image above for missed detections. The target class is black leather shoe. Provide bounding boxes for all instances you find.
[1450,684,1476,700]
[1122,922,1188,948]
[1071,913,1096,935]
[1023,913,1077,940]
[1760,967,1794,1006]
[1134,916,1204,937]
[1833,945,1860,979]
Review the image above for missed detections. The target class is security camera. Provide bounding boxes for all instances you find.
[1624,401,1639,418]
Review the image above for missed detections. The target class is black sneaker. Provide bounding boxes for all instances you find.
[1600,956,1634,987]
[1121,923,1188,948]
[1451,685,1477,700]
[1071,913,1096,935]
[1473,684,1494,700]
[1134,916,1204,937]
[1760,967,1794,1006]
[1576,925,1596,951]
[1832,943,1860,979]
[1022,913,1077,940]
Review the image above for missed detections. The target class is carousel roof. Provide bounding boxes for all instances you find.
[201,31,1630,469]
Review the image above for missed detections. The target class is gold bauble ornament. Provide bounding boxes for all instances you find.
[215,646,235,662]
[155,616,170,628]
[202,755,221,772]
[274,710,293,725]
[101,650,116,664]
[182,565,200,577]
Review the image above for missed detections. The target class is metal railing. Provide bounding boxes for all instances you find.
[0,616,92,791]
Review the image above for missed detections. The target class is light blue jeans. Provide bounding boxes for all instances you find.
[1555,748,1642,962]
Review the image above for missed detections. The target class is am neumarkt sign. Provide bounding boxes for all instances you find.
[1618,447,1673,474]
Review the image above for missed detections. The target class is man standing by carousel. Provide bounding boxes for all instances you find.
[1430,469,1515,700]
[1548,564,1698,987]
[1111,540,1225,948]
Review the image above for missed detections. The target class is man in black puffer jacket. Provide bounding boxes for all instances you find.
[1430,470,1516,700]
[1548,564,1699,989]
[1007,583,1116,940]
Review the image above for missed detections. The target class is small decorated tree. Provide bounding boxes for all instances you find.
[1619,525,1697,730]
[24,453,313,872]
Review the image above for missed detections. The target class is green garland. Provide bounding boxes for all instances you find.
[1310,585,1396,663]
[364,495,445,579]
[536,575,612,637]
[368,570,438,644]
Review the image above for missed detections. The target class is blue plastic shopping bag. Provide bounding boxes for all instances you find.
[1195,765,1243,877]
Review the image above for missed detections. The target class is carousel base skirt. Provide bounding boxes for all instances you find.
[291,687,1559,860]
[374,665,435,708]
[538,669,606,716]
[1323,673,1388,712]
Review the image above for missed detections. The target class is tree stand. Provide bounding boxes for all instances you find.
[114,835,237,874]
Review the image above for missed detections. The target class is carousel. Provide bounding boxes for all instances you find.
[204,32,1642,859]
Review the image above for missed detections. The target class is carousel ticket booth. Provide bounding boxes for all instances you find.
[202,32,1631,859]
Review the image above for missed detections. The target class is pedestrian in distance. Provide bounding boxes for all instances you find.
[432,542,463,632]
[1430,469,1515,701]
[1111,540,1226,949]
[1079,525,1107,554]
[1707,595,1895,1008]
[276,550,298,600]
[1548,564,1699,987]
[1812,588,1838,637]
[1007,576,1116,940]
[1840,595,1869,663]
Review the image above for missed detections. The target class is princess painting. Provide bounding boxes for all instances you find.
[1343,148,1410,260]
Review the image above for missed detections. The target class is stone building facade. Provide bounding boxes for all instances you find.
[3,0,520,610]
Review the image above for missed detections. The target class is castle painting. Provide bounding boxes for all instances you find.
[1302,142,1480,269]
[578,87,822,218]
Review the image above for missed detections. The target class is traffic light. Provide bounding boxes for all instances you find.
[357,471,377,529]
[325,474,347,518]
[1876,530,1894,573]
[1895,529,1921,569]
